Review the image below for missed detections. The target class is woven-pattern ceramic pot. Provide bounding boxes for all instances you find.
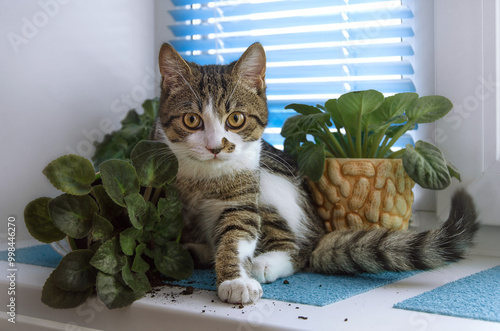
[308,158,415,232]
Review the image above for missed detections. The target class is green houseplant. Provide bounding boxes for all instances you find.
[281,89,460,231]
[24,99,194,310]
[92,98,160,169]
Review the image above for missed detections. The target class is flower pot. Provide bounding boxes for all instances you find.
[308,158,415,232]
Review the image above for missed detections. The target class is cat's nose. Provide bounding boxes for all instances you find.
[207,146,223,155]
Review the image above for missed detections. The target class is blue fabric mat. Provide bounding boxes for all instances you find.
[394,266,500,323]
[166,269,420,306]
[0,244,419,307]
[0,244,62,268]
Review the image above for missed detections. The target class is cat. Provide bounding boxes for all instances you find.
[152,42,479,304]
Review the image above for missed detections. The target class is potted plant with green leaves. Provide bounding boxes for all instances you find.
[24,99,194,310]
[281,89,460,232]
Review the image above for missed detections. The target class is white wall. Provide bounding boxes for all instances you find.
[404,0,437,212]
[154,0,175,59]
[0,0,156,242]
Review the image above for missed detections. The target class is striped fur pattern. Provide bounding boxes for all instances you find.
[310,189,479,274]
[154,43,479,304]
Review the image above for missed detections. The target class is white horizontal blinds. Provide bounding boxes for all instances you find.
[167,0,415,147]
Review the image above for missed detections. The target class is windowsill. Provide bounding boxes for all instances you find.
[1,216,499,331]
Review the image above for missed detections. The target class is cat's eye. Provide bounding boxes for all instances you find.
[183,113,203,130]
[226,112,246,130]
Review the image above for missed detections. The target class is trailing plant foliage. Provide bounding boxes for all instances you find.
[282,89,460,189]
[24,140,193,309]
[92,98,159,170]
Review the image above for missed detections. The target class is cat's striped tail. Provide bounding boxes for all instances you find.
[309,189,480,274]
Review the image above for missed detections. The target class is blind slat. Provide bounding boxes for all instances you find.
[170,25,414,52]
[267,78,415,96]
[169,6,413,33]
[267,61,414,79]
[171,0,401,10]
[180,43,414,64]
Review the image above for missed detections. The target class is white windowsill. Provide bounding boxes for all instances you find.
[1,216,499,331]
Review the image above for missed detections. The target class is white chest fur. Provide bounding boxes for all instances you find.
[259,169,308,239]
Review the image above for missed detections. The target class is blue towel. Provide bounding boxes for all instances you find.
[166,268,419,306]
[394,265,500,323]
[0,244,62,268]
[1,244,419,306]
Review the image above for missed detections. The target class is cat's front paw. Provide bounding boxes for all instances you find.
[218,277,263,304]
[252,251,295,283]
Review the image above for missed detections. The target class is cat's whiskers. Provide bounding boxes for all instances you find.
[154,152,179,172]
[130,147,176,164]
[130,148,180,176]
[260,150,298,179]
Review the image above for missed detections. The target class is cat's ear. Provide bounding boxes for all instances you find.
[232,43,266,92]
[158,43,192,91]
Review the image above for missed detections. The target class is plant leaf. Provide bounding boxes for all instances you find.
[296,142,325,182]
[283,133,307,159]
[154,211,183,246]
[384,123,416,138]
[96,272,144,309]
[154,191,184,244]
[446,159,462,182]
[406,95,454,124]
[90,237,127,274]
[92,213,114,241]
[132,243,150,273]
[143,201,161,231]
[154,242,194,280]
[24,197,66,243]
[316,104,326,111]
[49,194,98,239]
[92,98,159,169]
[281,114,305,138]
[402,141,452,190]
[52,249,97,291]
[337,90,385,128]
[43,155,95,195]
[157,188,183,218]
[324,98,345,128]
[122,264,152,293]
[130,140,178,188]
[285,103,322,115]
[120,227,142,256]
[100,159,140,207]
[295,112,332,133]
[92,135,128,171]
[42,270,93,309]
[124,193,148,229]
[92,184,125,221]
[367,92,418,127]
[142,98,159,119]
[367,115,408,133]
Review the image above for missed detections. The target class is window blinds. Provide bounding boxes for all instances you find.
[167,0,415,147]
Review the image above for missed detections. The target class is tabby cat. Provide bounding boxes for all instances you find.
[153,42,479,304]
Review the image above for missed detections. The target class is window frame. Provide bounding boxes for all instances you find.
[435,0,500,226]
